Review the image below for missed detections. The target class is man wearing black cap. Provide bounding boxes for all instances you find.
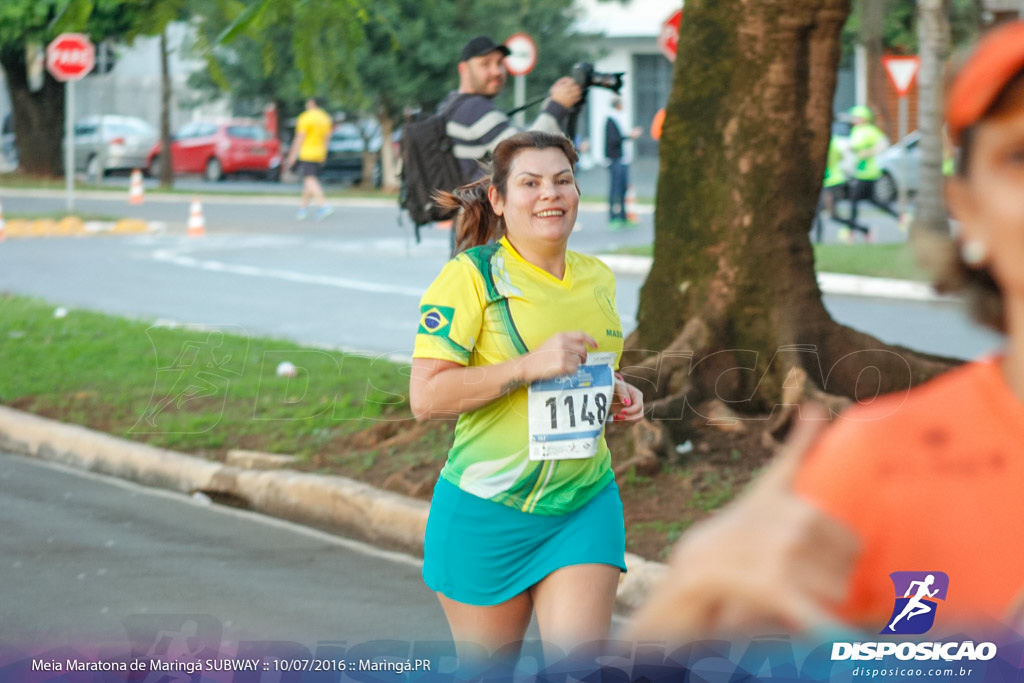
[441,35,582,183]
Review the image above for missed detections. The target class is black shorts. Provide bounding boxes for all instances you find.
[295,160,323,178]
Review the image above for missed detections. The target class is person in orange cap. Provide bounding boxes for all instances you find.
[627,19,1024,641]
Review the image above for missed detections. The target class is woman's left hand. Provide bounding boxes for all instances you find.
[610,375,644,423]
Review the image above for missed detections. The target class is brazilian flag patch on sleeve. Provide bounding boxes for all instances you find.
[418,305,455,336]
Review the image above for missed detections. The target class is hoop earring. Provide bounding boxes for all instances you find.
[960,240,988,267]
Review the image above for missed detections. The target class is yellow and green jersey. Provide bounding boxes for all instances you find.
[413,237,624,515]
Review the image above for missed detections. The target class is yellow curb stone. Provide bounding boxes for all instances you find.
[112,218,150,234]
[5,219,30,236]
[1,217,152,237]
[58,216,84,234]
[31,219,59,236]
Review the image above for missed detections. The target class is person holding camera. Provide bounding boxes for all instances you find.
[409,131,644,666]
[441,36,583,185]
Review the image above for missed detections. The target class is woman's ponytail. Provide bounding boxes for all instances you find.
[433,179,504,255]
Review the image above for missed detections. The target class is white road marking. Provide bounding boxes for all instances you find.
[151,245,425,297]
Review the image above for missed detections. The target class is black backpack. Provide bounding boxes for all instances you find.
[399,95,470,241]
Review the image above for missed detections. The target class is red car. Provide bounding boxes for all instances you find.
[146,119,281,181]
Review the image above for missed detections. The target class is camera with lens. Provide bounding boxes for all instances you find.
[570,62,624,95]
[562,62,625,140]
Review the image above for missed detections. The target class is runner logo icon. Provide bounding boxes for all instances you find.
[882,571,949,635]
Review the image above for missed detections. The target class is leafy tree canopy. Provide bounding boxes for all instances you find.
[839,0,979,62]
[188,0,598,127]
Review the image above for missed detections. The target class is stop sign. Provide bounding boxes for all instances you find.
[46,33,95,82]
[658,10,682,63]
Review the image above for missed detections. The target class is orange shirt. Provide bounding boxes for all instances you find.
[795,358,1024,630]
[650,108,665,141]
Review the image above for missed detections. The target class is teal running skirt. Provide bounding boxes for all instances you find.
[422,477,626,606]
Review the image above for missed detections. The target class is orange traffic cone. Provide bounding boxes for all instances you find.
[625,186,638,225]
[187,198,205,237]
[128,169,145,205]
[0,200,5,242]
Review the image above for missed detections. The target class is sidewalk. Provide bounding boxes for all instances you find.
[597,253,950,303]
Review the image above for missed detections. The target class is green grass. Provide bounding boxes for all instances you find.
[812,243,931,281]
[0,294,413,458]
[609,244,656,258]
[0,173,69,190]
[605,242,932,281]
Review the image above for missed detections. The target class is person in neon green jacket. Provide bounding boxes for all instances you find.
[814,135,848,242]
[835,105,899,241]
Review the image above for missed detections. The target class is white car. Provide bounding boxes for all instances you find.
[74,115,158,179]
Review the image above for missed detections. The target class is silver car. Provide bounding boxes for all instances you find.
[74,115,158,179]
[875,131,920,205]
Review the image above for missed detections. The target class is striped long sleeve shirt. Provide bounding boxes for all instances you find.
[440,92,571,183]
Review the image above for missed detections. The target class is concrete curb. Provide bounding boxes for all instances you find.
[0,405,665,611]
[597,254,954,303]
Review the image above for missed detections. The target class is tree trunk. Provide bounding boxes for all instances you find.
[861,0,893,133]
[627,0,956,461]
[913,0,952,235]
[159,29,174,189]
[0,49,66,177]
[377,114,399,193]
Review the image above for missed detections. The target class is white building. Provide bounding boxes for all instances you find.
[575,0,682,160]
[73,23,228,127]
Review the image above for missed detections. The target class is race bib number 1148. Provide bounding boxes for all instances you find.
[527,353,616,461]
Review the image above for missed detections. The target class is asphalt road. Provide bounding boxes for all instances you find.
[0,452,447,650]
[0,192,653,358]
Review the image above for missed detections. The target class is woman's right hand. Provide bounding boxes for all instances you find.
[521,331,598,382]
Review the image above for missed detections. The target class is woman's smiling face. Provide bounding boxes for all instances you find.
[489,147,580,250]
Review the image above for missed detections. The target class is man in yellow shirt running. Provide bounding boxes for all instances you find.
[286,97,333,221]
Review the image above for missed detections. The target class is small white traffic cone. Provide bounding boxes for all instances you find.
[187,198,205,237]
[0,200,5,242]
[625,186,638,224]
[128,169,145,205]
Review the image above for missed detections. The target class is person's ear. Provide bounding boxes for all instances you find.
[488,185,504,216]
